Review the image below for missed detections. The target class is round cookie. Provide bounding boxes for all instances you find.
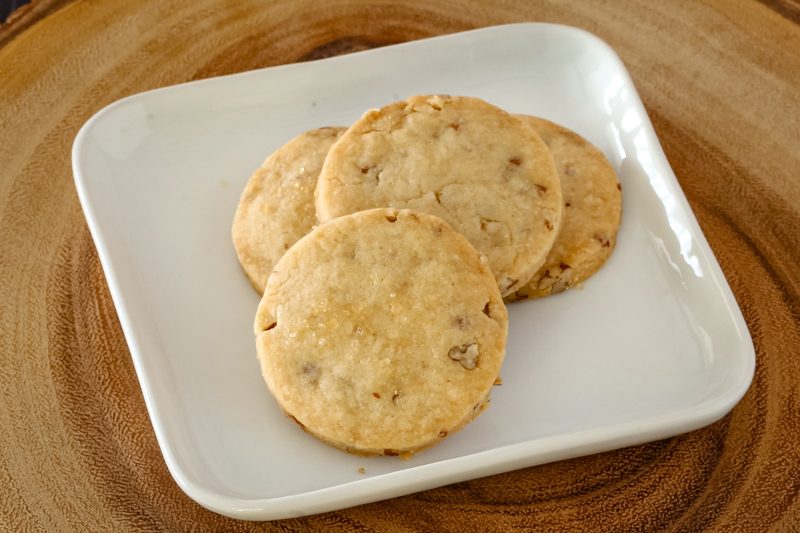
[254,208,508,458]
[232,126,346,294]
[314,95,563,297]
[505,116,622,302]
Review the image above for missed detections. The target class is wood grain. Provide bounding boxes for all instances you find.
[756,0,800,23]
[1,0,799,530]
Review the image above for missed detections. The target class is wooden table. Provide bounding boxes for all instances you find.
[2,0,799,530]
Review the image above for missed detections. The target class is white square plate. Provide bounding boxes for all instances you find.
[72,23,755,520]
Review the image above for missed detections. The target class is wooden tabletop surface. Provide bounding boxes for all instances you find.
[2,0,799,530]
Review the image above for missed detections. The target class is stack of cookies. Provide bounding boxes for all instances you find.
[232,95,622,459]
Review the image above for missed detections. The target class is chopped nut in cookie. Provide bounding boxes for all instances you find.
[448,343,479,369]
[499,278,519,293]
[453,316,471,330]
[301,363,320,384]
[594,232,611,247]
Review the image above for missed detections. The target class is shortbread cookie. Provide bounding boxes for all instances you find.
[315,95,563,297]
[232,126,346,294]
[254,208,508,458]
[505,116,622,302]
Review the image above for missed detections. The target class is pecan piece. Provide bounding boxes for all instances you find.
[448,343,479,370]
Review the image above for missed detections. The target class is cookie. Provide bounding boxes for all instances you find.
[232,126,346,294]
[314,95,563,297]
[254,208,508,458]
[505,116,622,302]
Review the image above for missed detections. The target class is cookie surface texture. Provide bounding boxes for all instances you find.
[315,95,563,296]
[232,126,346,294]
[505,116,622,302]
[254,208,508,458]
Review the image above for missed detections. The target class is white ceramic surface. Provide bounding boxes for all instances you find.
[72,23,755,520]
